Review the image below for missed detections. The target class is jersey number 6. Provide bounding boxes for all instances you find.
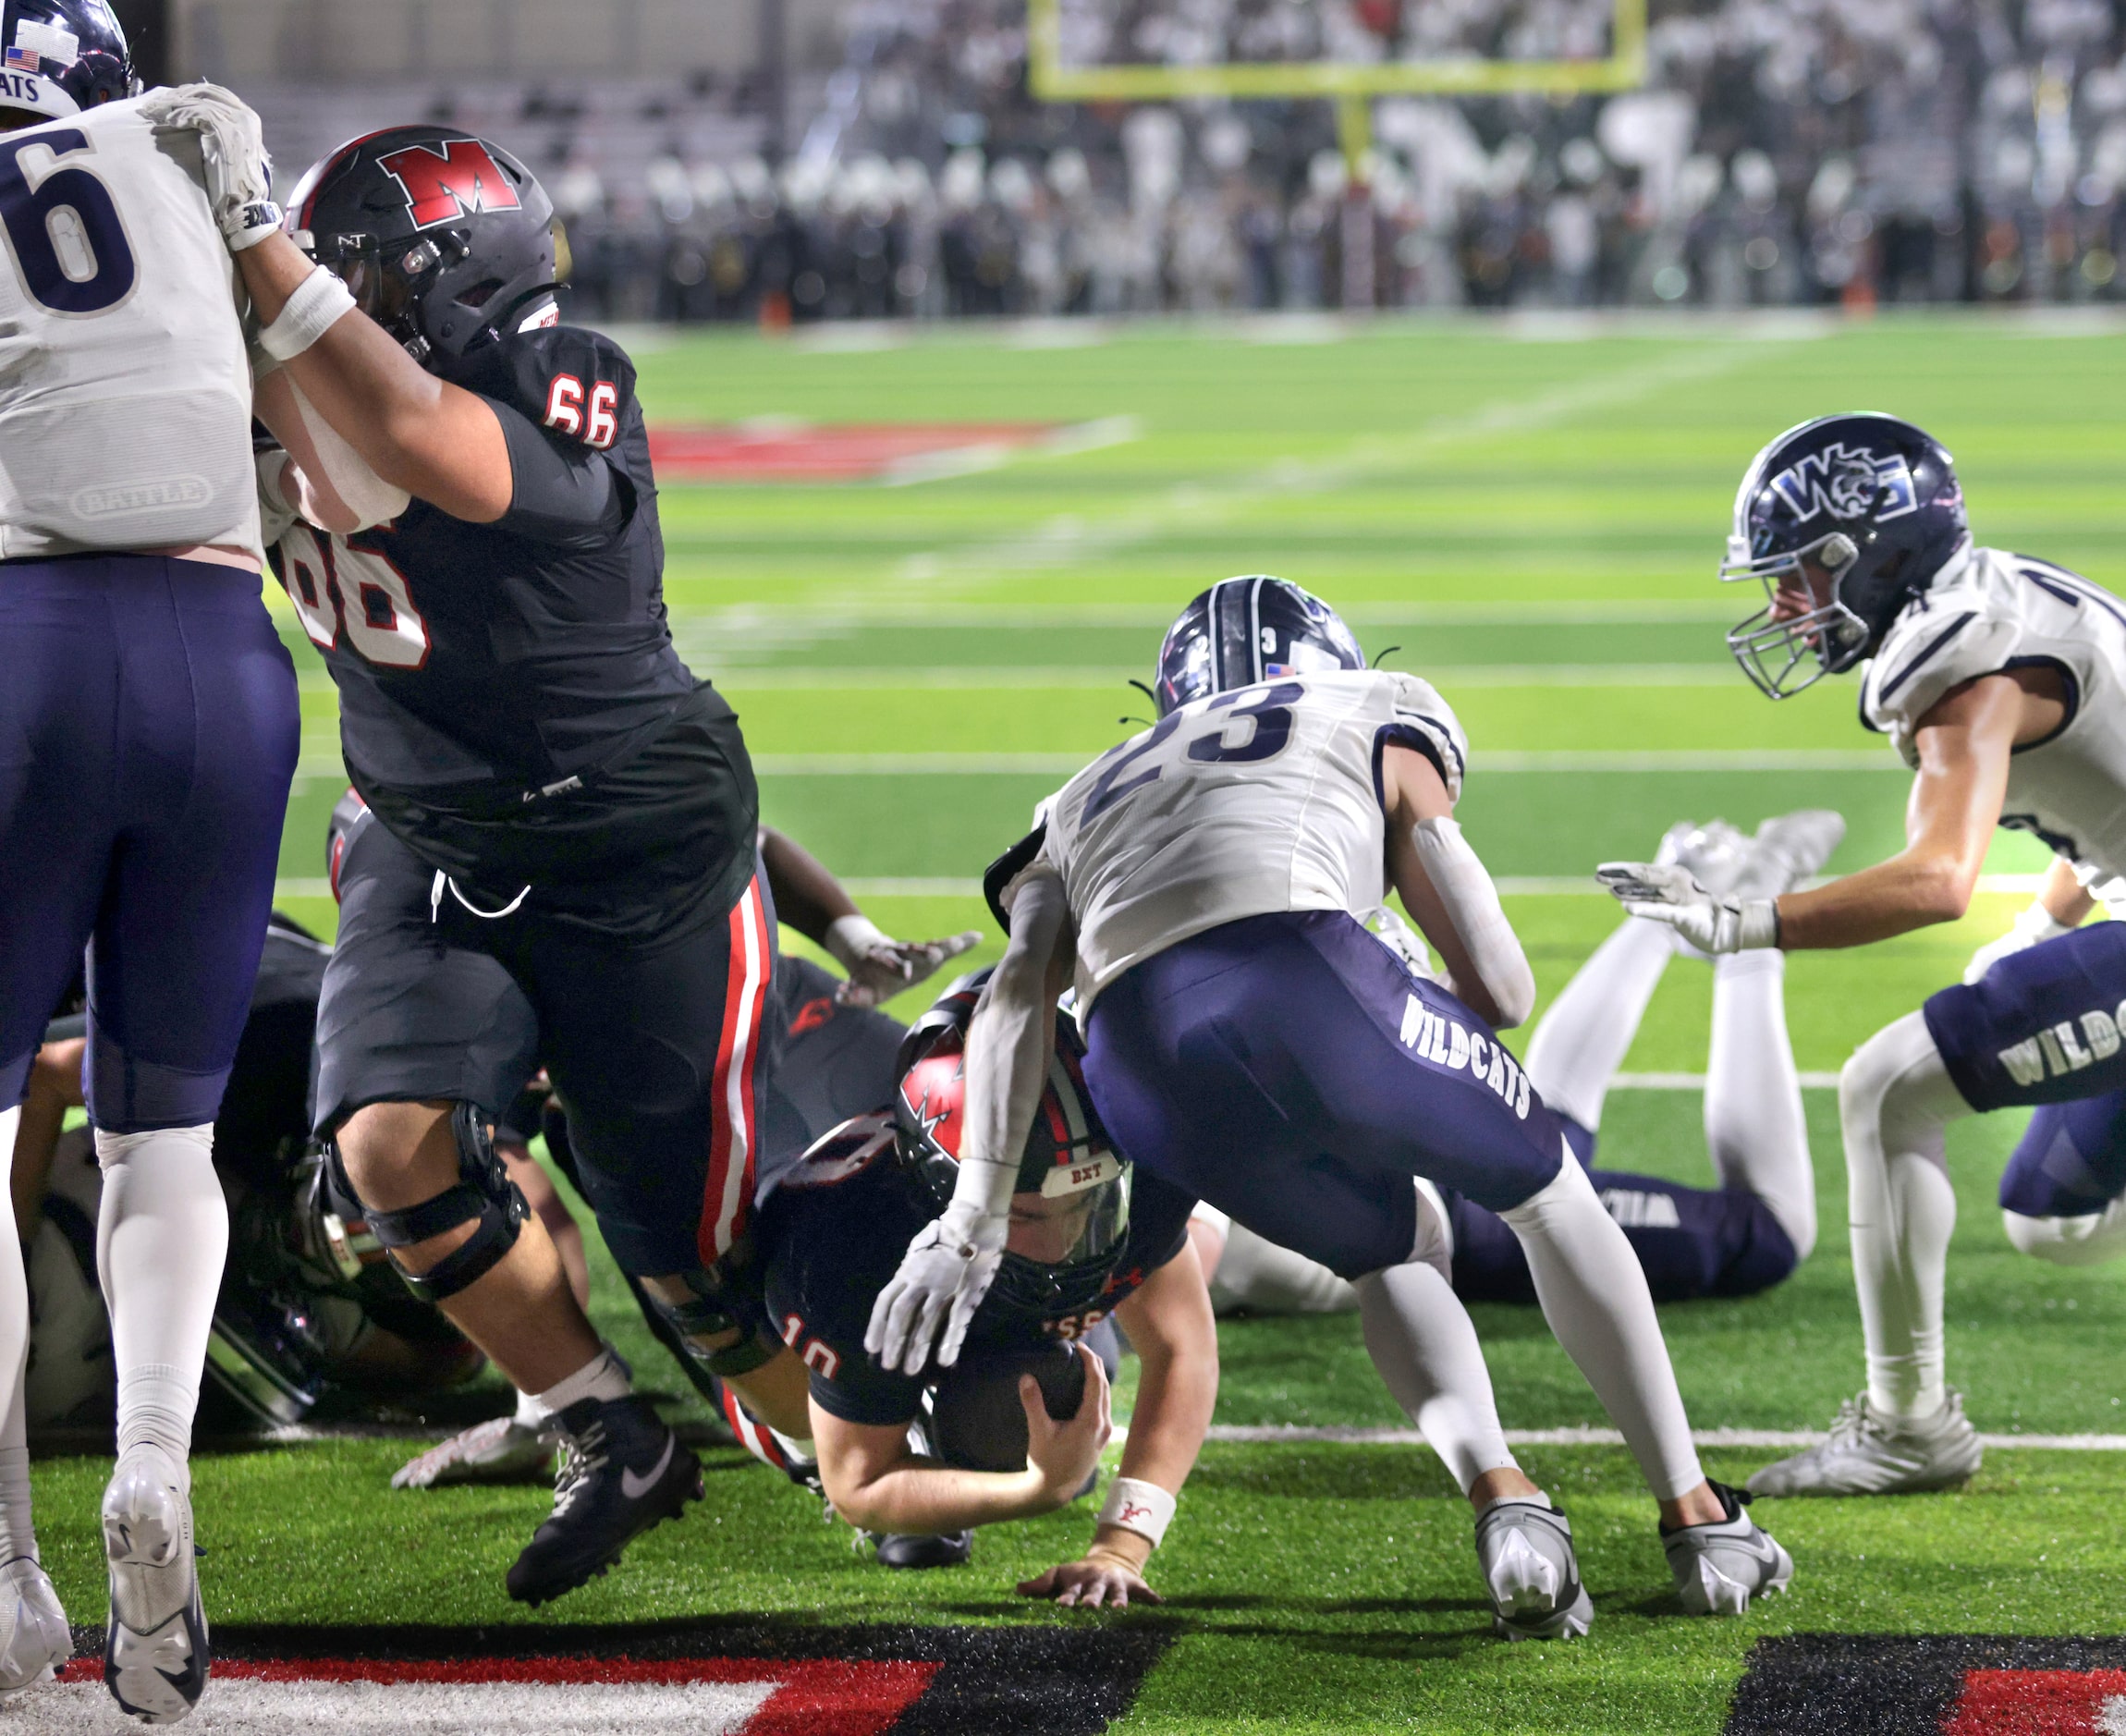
[1081,681,1303,825]
[0,129,135,315]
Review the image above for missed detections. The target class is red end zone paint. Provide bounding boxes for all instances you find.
[647,422,1057,482]
[59,1655,937,1736]
[1944,1669,2126,1734]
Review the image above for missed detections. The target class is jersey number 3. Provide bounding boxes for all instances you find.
[1081,681,1303,825]
[0,129,135,315]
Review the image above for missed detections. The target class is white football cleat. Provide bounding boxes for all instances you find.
[1662,1482,1793,1615]
[1746,1389,1983,1498]
[0,1554,70,1697]
[103,1446,209,1724]
[392,1415,555,1489]
[1735,809,1847,899]
[1655,819,1750,897]
[1473,1499,1594,1640]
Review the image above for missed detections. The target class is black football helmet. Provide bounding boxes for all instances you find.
[1722,413,1969,699]
[1154,575,1366,715]
[285,126,561,378]
[894,972,1131,1322]
[0,0,135,121]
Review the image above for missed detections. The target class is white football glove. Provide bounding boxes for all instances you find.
[1595,861,1780,954]
[863,1203,1008,1375]
[1962,899,2075,985]
[825,914,983,1010]
[138,81,279,251]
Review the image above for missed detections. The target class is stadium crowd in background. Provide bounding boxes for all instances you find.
[406,0,2126,322]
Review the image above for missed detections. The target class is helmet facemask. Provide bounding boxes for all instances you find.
[1721,530,1867,699]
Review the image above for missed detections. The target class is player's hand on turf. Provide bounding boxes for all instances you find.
[1595,861,1779,953]
[864,1204,1008,1374]
[139,82,279,251]
[835,929,984,1009]
[1025,1343,1112,1507]
[1017,1548,1160,1609]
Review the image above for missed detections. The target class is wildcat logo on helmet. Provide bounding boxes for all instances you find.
[378,139,523,228]
[1766,443,1919,524]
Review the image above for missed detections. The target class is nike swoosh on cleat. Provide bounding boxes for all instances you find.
[620,1436,677,1501]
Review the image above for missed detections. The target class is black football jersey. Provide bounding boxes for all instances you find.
[268,325,696,799]
[759,1116,1194,1427]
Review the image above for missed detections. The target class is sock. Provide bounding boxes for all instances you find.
[1523,917,1675,1132]
[0,1106,31,1561]
[535,1344,632,1415]
[94,1125,226,1469]
[1355,1265,1518,1494]
[1501,1157,1704,1500]
[1705,948,1817,1258]
[1842,1012,1967,1421]
[1211,1222,1359,1314]
[513,1386,550,1430]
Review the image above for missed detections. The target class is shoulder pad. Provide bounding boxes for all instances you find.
[465,326,640,454]
[984,823,1049,933]
[1381,672,1469,803]
[1860,582,2022,738]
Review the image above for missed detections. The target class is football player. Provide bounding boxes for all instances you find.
[1600,413,2126,1498]
[0,31,299,1718]
[755,981,1216,1607]
[871,578,1794,1638]
[1195,813,1839,1314]
[230,127,799,1606]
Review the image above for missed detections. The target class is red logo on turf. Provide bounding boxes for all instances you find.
[378,140,522,228]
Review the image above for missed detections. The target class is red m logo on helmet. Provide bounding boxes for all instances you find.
[378,140,522,228]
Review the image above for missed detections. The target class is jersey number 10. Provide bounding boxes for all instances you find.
[0,129,136,315]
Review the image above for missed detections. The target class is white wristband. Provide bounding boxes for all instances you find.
[825,912,890,971]
[260,264,357,361]
[1097,1476,1177,1549]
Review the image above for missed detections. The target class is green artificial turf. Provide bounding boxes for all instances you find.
[91,313,2126,1731]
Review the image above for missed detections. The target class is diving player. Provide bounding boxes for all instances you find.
[1600,412,2126,1497]
[756,981,1216,1607]
[232,126,792,1606]
[0,33,297,1718]
[871,577,1794,1637]
[1195,813,1839,1315]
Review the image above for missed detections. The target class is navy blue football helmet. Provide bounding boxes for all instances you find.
[0,0,137,120]
[1722,413,1969,699]
[1154,576,1366,715]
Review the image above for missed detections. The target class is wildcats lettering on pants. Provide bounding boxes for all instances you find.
[1997,999,2126,1086]
[1399,994,1532,1119]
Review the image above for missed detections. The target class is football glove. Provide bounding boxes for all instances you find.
[825,915,983,1010]
[138,82,277,250]
[1962,899,2074,984]
[863,1203,1008,1375]
[1596,861,1780,954]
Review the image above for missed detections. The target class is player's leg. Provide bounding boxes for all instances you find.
[82,558,299,1721]
[1523,909,1678,1135]
[1998,1090,2126,1265]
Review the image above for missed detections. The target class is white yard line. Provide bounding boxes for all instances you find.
[1200,1424,2126,1450]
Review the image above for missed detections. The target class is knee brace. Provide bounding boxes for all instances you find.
[644,1255,776,1378]
[327,1102,528,1304]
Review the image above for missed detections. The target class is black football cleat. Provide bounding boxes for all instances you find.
[504,1396,701,1607]
[873,1530,973,1570]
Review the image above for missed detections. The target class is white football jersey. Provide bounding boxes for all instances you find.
[1862,545,2126,884]
[0,100,259,560]
[1026,669,1469,1009]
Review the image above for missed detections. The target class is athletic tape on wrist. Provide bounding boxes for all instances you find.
[1097,1476,1177,1549]
[226,199,284,251]
[825,912,891,971]
[260,264,357,361]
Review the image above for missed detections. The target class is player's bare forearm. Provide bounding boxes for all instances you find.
[957,872,1073,1207]
[236,232,511,522]
[811,1408,1060,1534]
[1777,677,2020,949]
[759,825,859,942]
[2036,854,2096,926]
[1108,1253,1217,1500]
